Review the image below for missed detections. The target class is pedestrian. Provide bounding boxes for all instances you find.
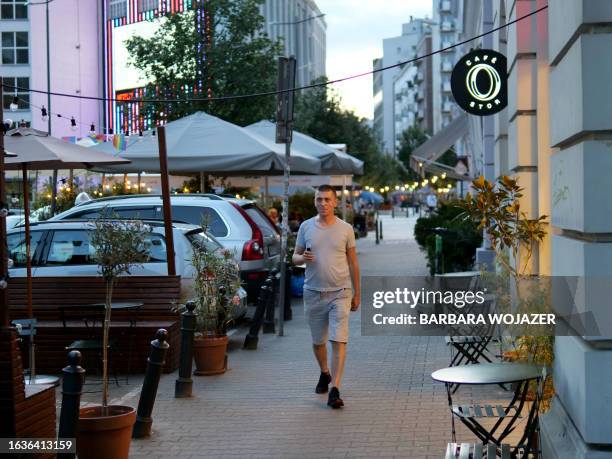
[268,207,279,226]
[426,192,438,215]
[292,184,361,409]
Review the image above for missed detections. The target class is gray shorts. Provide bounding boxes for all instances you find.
[303,288,352,345]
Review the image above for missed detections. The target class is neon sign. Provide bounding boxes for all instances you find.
[451,49,507,116]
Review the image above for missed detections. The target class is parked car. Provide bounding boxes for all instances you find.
[5,209,25,230]
[51,194,281,300]
[6,220,248,318]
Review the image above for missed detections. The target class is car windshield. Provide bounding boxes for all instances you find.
[186,230,223,253]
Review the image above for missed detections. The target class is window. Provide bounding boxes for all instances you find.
[1,31,28,64]
[7,231,43,267]
[137,0,157,13]
[171,206,228,237]
[186,231,222,253]
[46,230,96,265]
[44,229,167,266]
[1,77,29,110]
[0,0,27,20]
[107,0,127,20]
[243,205,278,237]
[110,206,160,220]
[66,208,106,220]
[142,234,167,262]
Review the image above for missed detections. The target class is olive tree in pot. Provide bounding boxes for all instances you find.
[76,218,150,459]
[458,176,554,407]
[191,245,241,375]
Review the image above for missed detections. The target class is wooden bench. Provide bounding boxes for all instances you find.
[8,276,182,374]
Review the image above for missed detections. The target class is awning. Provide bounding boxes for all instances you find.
[409,113,468,173]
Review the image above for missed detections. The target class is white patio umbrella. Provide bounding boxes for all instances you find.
[4,127,131,318]
[245,120,364,175]
[90,112,321,175]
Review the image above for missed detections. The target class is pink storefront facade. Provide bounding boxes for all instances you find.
[29,0,103,139]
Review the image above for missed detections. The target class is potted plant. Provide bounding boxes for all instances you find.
[191,244,241,375]
[77,218,150,459]
[459,176,554,407]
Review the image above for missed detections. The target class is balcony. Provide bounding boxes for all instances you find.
[416,71,424,82]
[443,81,452,92]
[442,102,452,112]
[442,61,453,72]
[442,41,454,51]
[440,0,451,12]
[441,21,454,32]
[417,89,424,101]
[417,109,425,119]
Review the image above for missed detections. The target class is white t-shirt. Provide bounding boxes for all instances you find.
[296,216,356,292]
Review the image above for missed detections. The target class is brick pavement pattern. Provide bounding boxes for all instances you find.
[76,214,517,459]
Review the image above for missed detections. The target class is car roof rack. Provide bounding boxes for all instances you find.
[47,218,200,229]
[76,193,223,206]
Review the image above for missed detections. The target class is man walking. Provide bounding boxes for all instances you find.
[292,185,361,408]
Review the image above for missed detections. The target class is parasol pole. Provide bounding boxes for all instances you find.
[22,164,32,318]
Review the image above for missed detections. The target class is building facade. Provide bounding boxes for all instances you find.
[374,18,429,156]
[431,0,464,133]
[1,0,31,128]
[463,1,612,457]
[260,0,326,88]
[23,0,325,138]
[391,30,434,151]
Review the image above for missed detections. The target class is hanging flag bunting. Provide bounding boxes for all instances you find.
[451,49,507,116]
[113,133,127,151]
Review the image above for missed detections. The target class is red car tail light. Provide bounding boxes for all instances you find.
[230,202,265,260]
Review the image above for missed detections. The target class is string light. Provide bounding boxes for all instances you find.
[0,7,547,105]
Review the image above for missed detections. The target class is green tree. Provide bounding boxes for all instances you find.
[125,0,282,126]
[397,125,427,179]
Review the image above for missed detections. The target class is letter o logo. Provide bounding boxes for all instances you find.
[466,63,501,102]
[451,49,507,116]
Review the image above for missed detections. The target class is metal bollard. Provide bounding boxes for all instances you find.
[132,329,169,438]
[58,350,85,459]
[375,218,380,245]
[175,301,196,398]
[262,274,276,334]
[379,219,383,240]
[284,263,293,321]
[244,279,271,349]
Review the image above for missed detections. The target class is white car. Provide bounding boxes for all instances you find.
[51,194,281,301]
[6,220,247,318]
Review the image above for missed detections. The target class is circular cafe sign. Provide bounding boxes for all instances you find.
[451,49,507,116]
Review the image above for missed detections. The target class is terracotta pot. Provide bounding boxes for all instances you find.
[193,335,228,375]
[77,405,135,459]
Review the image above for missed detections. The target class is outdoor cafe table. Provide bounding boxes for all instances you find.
[59,302,144,381]
[432,363,545,456]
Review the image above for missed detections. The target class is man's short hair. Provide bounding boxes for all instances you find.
[317,184,335,194]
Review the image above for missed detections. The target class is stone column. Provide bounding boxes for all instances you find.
[542,1,612,457]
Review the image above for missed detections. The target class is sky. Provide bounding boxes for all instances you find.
[315,0,432,120]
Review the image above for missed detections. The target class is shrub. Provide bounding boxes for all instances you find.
[414,200,483,275]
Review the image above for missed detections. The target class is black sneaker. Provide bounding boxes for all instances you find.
[315,372,332,394]
[327,387,344,408]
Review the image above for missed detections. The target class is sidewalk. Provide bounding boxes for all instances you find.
[67,215,514,458]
